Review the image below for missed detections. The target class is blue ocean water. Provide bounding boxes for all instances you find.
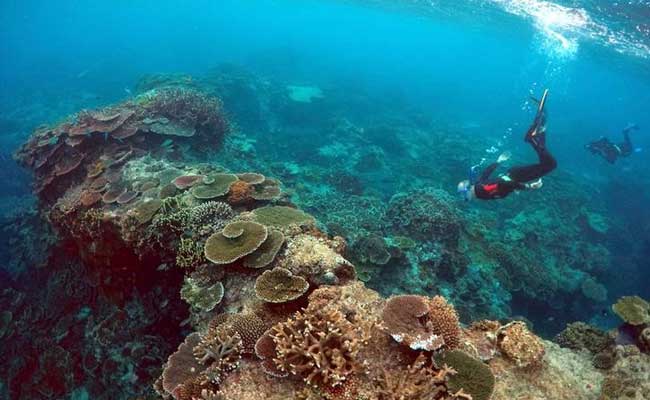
[1,0,650,398]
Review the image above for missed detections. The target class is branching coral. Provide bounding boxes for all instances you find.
[382,295,460,351]
[375,353,451,400]
[193,326,243,386]
[176,237,206,269]
[186,201,235,237]
[257,305,367,388]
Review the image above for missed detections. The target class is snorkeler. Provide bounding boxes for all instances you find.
[585,124,639,164]
[457,89,557,201]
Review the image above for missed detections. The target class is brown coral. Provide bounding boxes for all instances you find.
[496,321,545,368]
[193,326,243,386]
[382,295,460,351]
[227,180,254,205]
[204,221,268,264]
[259,306,366,388]
[210,312,268,355]
[254,267,309,303]
[375,353,451,400]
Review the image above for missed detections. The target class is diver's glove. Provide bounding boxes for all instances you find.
[525,179,543,190]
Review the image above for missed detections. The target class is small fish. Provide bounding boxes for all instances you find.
[76,69,89,79]
[124,87,132,95]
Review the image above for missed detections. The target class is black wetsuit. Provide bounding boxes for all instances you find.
[474,133,557,200]
[585,130,634,164]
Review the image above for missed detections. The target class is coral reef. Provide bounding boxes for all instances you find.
[5,67,649,400]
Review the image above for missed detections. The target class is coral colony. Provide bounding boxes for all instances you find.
[2,71,650,400]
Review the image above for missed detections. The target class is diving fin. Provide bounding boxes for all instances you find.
[525,89,549,145]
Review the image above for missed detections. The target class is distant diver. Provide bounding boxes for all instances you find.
[585,124,640,164]
[457,89,557,201]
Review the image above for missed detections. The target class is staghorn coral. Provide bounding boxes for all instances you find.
[496,321,545,368]
[612,296,650,325]
[434,350,495,400]
[382,294,461,351]
[193,326,243,386]
[176,237,207,269]
[143,87,228,138]
[261,305,367,388]
[204,221,268,264]
[254,267,309,303]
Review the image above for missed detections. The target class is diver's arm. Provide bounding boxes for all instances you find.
[478,163,499,183]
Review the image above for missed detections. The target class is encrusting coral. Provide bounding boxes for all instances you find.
[496,321,545,368]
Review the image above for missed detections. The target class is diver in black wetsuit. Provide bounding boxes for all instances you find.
[457,89,557,201]
[585,124,639,164]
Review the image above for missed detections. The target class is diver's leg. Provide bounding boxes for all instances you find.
[507,147,557,182]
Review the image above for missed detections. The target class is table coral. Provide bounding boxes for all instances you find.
[252,205,314,228]
[204,221,268,264]
[243,229,285,269]
[254,267,309,303]
[612,295,650,326]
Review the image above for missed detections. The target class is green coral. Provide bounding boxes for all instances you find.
[0,311,12,339]
[204,221,268,264]
[434,350,494,400]
[133,199,163,225]
[612,296,650,325]
[176,237,206,269]
[180,276,224,312]
[250,178,281,200]
[191,173,238,199]
[252,206,314,228]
